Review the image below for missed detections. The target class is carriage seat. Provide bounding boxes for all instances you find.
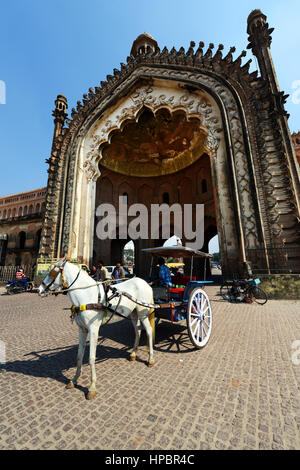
[172,275,196,286]
[169,287,185,299]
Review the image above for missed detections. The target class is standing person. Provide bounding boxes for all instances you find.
[96,261,109,283]
[158,257,172,287]
[90,265,97,280]
[112,262,125,283]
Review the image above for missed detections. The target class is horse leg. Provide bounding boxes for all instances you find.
[66,326,87,389]
[141,316,154,367]
[87,321,101,400]
[129,310,142,362]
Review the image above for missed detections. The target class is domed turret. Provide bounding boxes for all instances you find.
[130,33,158,57]
[52,94,68,138]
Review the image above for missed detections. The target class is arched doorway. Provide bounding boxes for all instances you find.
[72,82,243,279]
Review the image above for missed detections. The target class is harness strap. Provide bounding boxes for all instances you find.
[70,292,125,321]
[71,303,104,313]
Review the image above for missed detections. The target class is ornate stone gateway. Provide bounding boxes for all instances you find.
[39,10,300,278]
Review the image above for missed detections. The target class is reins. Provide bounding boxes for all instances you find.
[46,276,130,295]
[41,264,159,325]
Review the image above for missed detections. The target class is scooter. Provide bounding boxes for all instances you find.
[6,277,34,295]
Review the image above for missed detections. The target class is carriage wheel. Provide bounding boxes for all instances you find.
[187,288,212,348]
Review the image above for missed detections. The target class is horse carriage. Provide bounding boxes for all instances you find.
[142,245,213,348]
[38,246,213,399]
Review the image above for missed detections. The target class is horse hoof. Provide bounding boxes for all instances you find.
[148,360,155,367]
[87,390,97,400]
[129,354,136,362]
[66,381,75,389]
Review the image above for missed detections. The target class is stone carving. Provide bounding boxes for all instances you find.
[83,84,222,172]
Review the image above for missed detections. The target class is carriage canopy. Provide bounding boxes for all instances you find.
[141,246,212,259]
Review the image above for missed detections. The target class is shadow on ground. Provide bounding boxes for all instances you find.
[0,317,196,392]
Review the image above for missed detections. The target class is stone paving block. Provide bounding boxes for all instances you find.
[0,286,299,450]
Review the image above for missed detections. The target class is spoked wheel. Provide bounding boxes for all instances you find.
[187,288,212,348]
[247,286,268,305]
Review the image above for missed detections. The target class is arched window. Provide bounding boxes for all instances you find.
[162,192,170,204]
[202,179,208,193]
[12,208,16,217]
[3,210,6,219]
[7,209,11,218]
[28,204,33,214]
[23,206,28,215]
[122,192,128,203]
[18,207,23,216]
[36,203,40,213]
[18,231,26,249]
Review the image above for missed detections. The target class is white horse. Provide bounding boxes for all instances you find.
[38,258,155,399]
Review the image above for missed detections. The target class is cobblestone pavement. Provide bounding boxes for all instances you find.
[0,285,299,450]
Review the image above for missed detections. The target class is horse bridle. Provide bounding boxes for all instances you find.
[41,265,81,293]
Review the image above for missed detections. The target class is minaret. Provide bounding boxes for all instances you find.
[247,9,291,119]
[39,94,68,258]
[247,11,277,87]
[52,94,68,139]
[247,9,300,244]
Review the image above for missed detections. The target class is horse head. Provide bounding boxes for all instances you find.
[38,257,68,297]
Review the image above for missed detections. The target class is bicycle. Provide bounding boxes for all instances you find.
[220,278,268,305]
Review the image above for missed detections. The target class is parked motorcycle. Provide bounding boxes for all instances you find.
[6,278,34,295]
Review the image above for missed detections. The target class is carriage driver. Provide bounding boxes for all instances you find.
[157,257,172,287]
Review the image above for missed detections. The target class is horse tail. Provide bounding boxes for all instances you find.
[148,304,155,346]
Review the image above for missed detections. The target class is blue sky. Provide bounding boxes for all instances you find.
[0,0,299,204]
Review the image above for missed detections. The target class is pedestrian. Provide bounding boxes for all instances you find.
[90,265,97,280]
[96,261,109,283]
[112,262,125,283]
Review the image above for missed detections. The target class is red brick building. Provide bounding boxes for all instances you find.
[0,188,46,266]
